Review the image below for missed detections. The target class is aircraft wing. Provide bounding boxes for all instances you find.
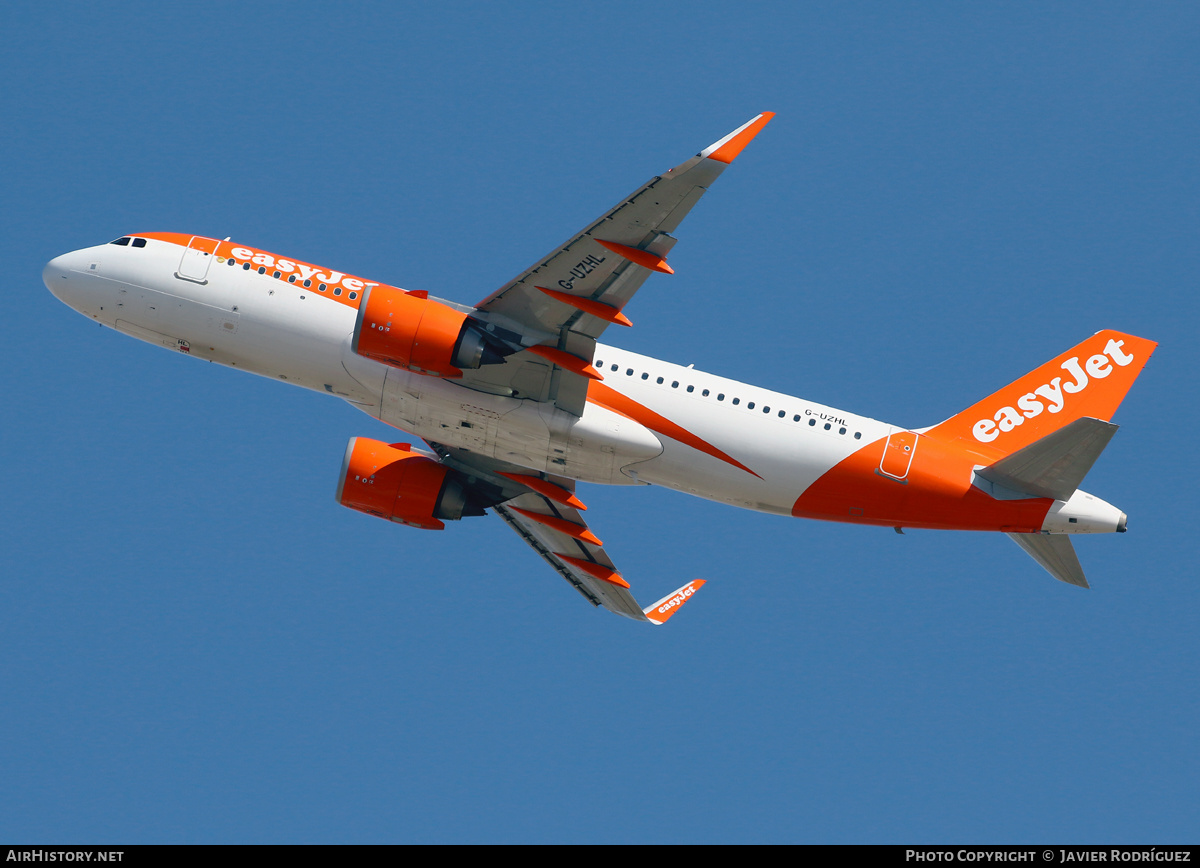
[460,113,774,416]
[432,444,704,624]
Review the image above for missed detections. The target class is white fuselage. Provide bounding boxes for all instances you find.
[44,235,1126,537]
[44,237,885,515]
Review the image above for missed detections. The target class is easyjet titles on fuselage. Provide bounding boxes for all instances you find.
[225,245,379,297]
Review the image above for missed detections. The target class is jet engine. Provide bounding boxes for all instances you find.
[351,285,509,378]
[335,437,494,530]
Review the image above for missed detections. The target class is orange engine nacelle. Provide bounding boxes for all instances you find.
[335,437,474,530]
[352,284,507,378]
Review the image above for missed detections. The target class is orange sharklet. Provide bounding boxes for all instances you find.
[704,112,776,164]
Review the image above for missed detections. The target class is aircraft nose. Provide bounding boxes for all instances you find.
[43,249,91,308]
[43,253,75,301]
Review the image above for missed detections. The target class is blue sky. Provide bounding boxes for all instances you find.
[3,1,1197,843]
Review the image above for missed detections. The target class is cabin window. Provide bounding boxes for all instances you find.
[809,419,816,426]
[718,393,725,401]
[334,287,342,295]
[748,402,755,410]
[763,406,770,413]
[839,427,846,435]
[824,423,831,430]
[671,381,679,388]
[702,389,710,397]
[348,292,358,299]
[258,266,267,274]
[288,274,297,283]
[854,432,862,439]
[793,414,801,421]
[273,270,281,278]
[779,411,786,418]
[243,263,251,270]
[656,377,664,384]
[304,279,312,287]
[686,385,694,393]
[641,372,649,380]
[319,283,327,291]
[732,398,740,405]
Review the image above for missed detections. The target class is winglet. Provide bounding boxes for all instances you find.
[700,112,775,164]
[642,579,706,625]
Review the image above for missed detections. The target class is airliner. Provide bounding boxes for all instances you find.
[43,113,1156,624]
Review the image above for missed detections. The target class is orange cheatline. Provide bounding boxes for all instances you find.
[594,240,674,274]
[496,473,587,510]
[509,507,602,546]
[555,554,630,589]
[535,286,633,327]
[704,112,776,164]
[587,381,761,479]
[525,345,603,380]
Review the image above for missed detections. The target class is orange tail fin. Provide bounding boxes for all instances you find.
[926,330,1157,456]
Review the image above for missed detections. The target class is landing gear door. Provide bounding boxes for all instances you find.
[879,430,917,481]
[176,236,219,284]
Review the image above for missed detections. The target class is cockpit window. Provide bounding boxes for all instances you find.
[110,237,131,246]
[131,237,147,248]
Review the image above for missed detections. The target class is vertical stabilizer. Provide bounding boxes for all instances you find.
[927,331,1155,458]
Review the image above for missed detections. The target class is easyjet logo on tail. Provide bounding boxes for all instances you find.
[972,338,1136,443]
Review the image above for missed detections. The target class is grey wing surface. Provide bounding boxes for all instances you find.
[431,444,704,624]
[460,113,775,416]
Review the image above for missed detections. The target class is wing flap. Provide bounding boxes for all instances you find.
[431,445,704,622]
[494,493,649,621]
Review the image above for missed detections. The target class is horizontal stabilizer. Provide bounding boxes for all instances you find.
[976,417,1118,501]
[1006,532,1089,588]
